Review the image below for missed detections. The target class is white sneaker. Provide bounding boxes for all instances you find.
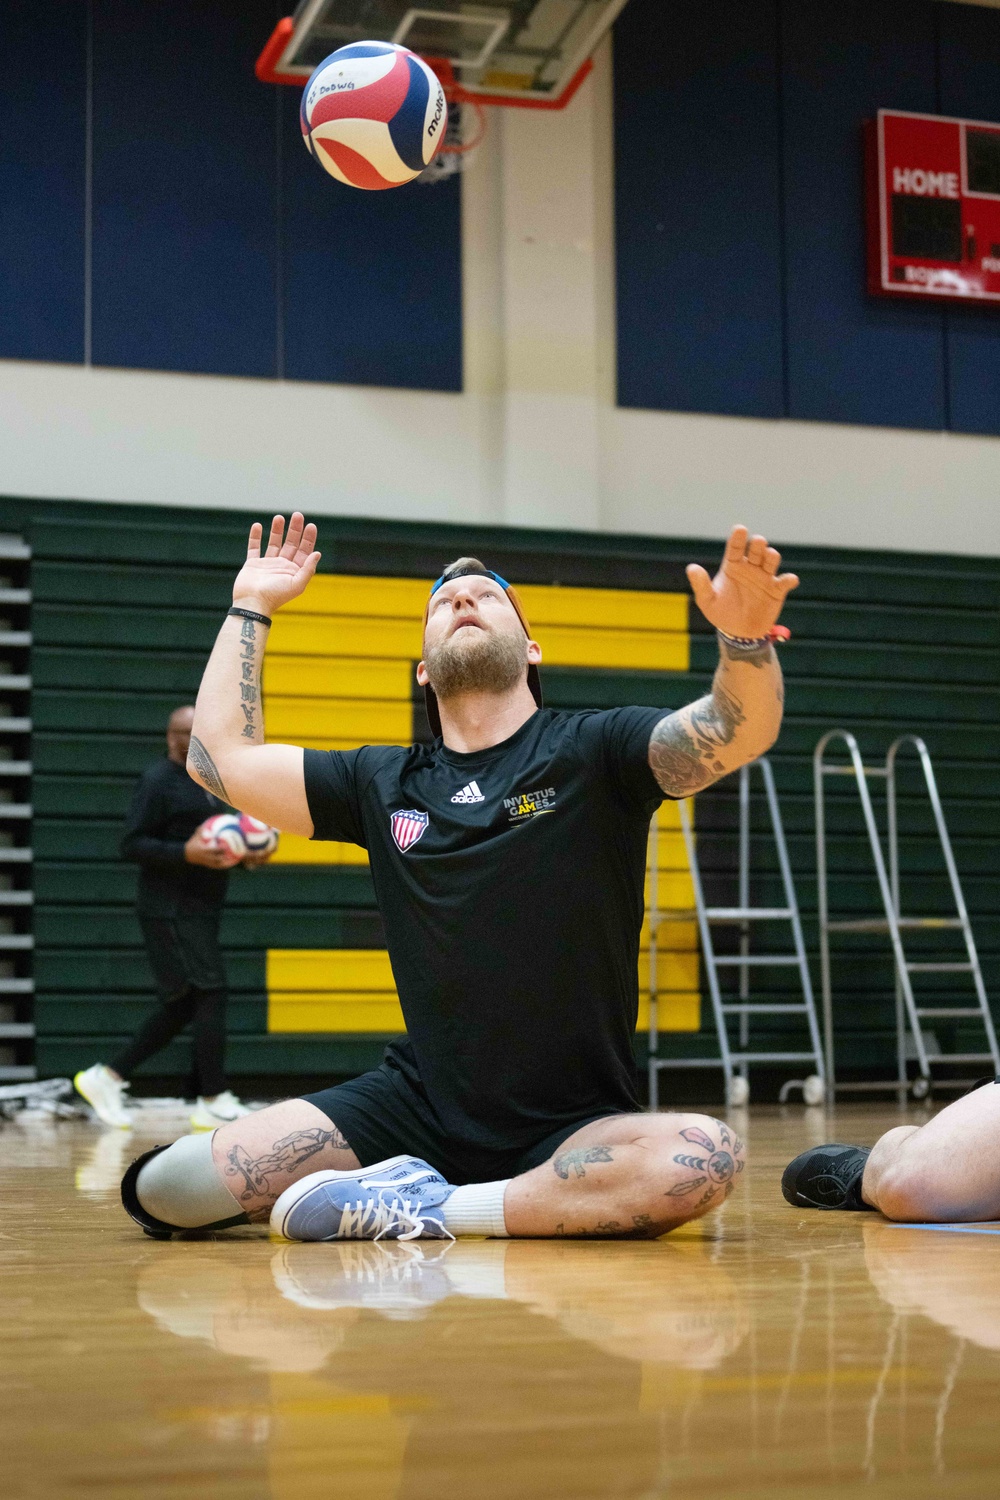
[73,1064,132,1129]
[190,1090,251,1130]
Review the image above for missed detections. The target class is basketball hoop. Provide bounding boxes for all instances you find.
[256,2,627,185]
[255,3,624,106]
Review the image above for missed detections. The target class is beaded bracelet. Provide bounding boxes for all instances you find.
[718,624,790,652]
[228,606,272,627]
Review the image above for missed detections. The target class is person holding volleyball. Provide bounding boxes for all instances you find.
[75,706,269,1131]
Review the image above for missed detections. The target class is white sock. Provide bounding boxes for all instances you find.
[442,1179,511,1238]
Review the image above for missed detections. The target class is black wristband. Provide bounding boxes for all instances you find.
[228,606,272,628]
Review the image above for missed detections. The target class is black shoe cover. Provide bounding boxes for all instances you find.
[781,1143,874,1211]
[120,1144,177,1238]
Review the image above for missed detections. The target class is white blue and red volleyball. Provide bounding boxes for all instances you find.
[300,42,447,191]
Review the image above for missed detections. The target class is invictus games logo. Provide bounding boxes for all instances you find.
[504,786,556,823]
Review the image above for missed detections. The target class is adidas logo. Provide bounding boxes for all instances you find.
[450,780,485,804]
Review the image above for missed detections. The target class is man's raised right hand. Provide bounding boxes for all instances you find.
[231,513,321,617]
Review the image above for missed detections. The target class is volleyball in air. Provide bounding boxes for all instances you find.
[300,41,447,190]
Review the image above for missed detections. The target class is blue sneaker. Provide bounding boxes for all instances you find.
[270,1155,455,1242]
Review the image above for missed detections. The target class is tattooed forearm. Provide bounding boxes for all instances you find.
[238,618,262,743]
[225,1125,351,1202]
[188,735,230,802]
[646,625,789,799]
[553,1145,615,1180]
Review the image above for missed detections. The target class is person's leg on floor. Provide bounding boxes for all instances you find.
[783,1080,1000,1221]
[124,1099,746,1240]
[499,1111,745,1237]
[121,1098,361,1235]
[861,1081,1000,1221]
[272,1110,747,1242]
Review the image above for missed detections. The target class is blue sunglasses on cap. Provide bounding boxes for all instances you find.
[429,568,510,595]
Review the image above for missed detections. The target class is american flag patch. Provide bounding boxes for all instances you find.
[390,809,429,853]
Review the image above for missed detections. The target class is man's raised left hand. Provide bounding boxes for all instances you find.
[685,526,798,639]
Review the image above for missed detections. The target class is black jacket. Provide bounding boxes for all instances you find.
[121,756,229,916]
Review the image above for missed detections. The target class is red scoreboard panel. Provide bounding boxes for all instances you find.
[866,108,1000,306]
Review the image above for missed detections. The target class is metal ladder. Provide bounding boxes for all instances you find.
[814,730,998,1098]
[647,757,826,1110]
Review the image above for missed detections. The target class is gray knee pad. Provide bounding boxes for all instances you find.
[123,1134,246,1236]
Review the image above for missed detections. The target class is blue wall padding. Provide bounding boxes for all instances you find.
[615,0,1000,436]
[614,0,785,418]
[281,90,462,390]
[90,0,279,377]
[937,3,1000,436]
[0,0,462,392]
[781,0,946,429]
[0,2,86,363]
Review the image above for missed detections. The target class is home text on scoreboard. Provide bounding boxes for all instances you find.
[866,108,1000,306]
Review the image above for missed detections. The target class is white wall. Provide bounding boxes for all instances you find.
[2,39,999,557]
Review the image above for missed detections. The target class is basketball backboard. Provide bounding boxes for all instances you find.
[256,0,630,107]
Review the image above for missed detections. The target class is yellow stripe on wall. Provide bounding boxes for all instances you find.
[266,574,690,671]
[270,993,407,1033]
[266,941,701,1035]
[269,614,424,660]
[269,990,700,1035]
[262,656,412,701]
[269,948,395,991]
[267,609,688,671]
[515,583,688,632]
[278,574,431,619]
[270,834,368,866]
[264,697,413,742]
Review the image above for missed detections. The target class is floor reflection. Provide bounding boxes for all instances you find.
[138,1236,748,1373]
[136,1237,748,1500]
[864,1218,1000,1352]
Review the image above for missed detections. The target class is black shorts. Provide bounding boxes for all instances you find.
[302,1063,629,1186]
[138,913,227,1001]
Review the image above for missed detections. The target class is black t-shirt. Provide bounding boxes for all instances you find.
[304,706,668,1151]
[121,756,229,917]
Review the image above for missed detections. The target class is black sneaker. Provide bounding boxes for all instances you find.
[781,1143,874,1211]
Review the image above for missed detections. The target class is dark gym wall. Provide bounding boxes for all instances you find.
[614,0,1000,435]
[0,0,462,390]
[4,495,997,1095]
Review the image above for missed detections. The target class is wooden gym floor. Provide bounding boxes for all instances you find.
[3,1103,999,1499]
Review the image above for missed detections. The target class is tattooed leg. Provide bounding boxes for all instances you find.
[211,1099,360,1223]
[225,1126,352,1203]
[504,1111,747,1239]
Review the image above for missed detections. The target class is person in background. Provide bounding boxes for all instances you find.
[74,705,269,1130]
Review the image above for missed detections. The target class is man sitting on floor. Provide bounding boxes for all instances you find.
[783,1079,1000,1221]
[121,515,798,1243]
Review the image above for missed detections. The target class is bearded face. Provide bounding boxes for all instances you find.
[423,623,528,699]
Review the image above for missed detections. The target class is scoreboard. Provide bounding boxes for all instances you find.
[866,108,1000,306]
